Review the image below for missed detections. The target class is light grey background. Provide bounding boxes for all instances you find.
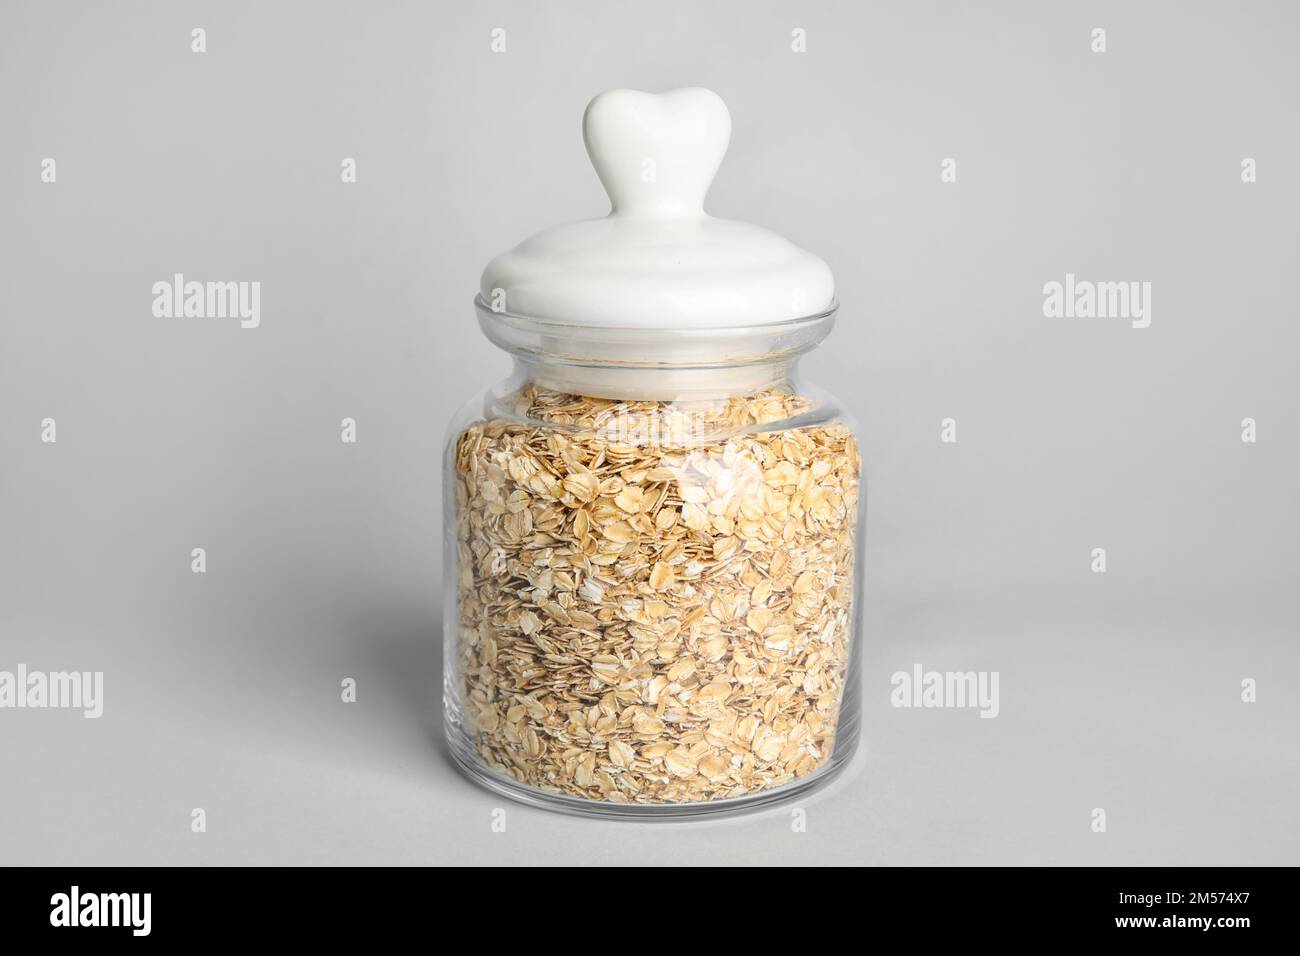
[2,0,1297,865]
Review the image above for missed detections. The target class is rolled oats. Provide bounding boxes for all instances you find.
[451,383,860,804]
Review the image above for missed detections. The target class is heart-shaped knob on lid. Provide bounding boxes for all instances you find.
[583,88,731,219]
[480,88,834,330]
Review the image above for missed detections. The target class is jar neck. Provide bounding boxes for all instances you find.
[476,296,836,401]
[512,355,800,402]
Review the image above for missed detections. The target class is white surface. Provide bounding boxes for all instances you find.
[1,598,1293,865]
[480,88,835,328]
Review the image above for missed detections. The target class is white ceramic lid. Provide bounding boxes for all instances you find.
[480,88,835,329]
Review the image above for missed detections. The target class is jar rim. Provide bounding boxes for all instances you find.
[474,295,838,370]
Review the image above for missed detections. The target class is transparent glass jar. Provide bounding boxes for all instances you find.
[442,297,864,817]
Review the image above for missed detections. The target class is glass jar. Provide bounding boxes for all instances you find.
[442,297,864,817]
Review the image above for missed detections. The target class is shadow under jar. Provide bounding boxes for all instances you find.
[442,300,864,818]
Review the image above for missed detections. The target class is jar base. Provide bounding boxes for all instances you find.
[446,725,859,821]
